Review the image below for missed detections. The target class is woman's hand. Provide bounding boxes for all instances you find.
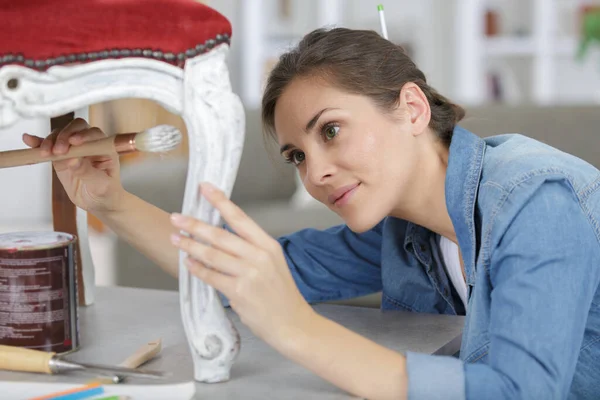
[170,183,409,400]
[22,118,126,213]
[169,182,316,349]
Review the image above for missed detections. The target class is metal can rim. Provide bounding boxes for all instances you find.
[0,231,78,251]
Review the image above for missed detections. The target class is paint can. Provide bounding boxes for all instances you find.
[0,231,79,354]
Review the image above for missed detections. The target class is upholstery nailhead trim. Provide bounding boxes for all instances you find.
[0,33,230,70]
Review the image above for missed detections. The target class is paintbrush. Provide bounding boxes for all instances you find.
[91,338,162,384]
[0,345,168,380]
[0,124,182,169]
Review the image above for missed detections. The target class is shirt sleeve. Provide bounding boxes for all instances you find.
[406,176,600,399]
[219,220,384,306]
[406,352,465,399]
[277,221,384,303]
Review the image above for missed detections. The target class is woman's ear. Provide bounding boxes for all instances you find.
[398,82,431,136]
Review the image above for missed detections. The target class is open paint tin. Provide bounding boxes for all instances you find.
[0,231,79,354]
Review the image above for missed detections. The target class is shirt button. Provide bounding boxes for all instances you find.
[419,243,427,252]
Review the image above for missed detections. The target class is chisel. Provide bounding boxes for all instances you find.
[0,345,167,380]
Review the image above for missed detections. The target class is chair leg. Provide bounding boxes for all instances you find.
[50,113,94,306]
[179,46,244,382]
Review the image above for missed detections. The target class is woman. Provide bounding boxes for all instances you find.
[24,28,600,399]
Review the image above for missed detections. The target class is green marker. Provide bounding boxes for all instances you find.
[378,4,388,39]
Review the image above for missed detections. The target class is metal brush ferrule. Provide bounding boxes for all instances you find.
[48,357,83,374]
[113,133,137,154]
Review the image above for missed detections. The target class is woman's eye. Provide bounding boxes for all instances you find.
[283,150,305,166]
[324,125,339,140]
[291,151,305,165]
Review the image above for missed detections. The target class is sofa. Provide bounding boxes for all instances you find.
[113,104,600,306]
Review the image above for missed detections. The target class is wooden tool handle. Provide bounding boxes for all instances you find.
[119,339,162,368]
[0,345,55,374]
[0,136,116,169]
[90,338,163,384]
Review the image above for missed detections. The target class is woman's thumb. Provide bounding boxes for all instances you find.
[22,133,43,148]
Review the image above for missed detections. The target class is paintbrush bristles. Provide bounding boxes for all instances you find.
[135,125,183,152]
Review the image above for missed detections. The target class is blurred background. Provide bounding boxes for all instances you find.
[1,0,599,298]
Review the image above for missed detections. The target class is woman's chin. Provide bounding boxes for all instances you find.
[343,215,383,234]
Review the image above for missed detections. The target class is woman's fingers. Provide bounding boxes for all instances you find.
[40,129,59,157]
[184,257,234,294]
[172,233,244,276]
[68,126,107,145]
[199,183,274,249]
[37,119,109,173]
[22,133,44,148]
[170,213,256,259]
[53,118,92,155]
[36,118,90,157]
[91,159,115,171]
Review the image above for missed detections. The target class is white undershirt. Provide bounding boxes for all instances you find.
[438,236,468,308]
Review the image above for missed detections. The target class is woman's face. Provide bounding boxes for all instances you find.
[274,77,429,233]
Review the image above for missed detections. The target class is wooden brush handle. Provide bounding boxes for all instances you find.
[0,136,117,169]
[90,338,163,384]
[119,339,162,368]
[0,345,55,374]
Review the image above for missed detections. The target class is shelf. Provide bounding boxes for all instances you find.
[556,37,579,56]
[485,37,534,56]
[484,36,579,57]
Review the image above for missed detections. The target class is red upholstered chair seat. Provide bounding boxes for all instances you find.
[0,0,231,70]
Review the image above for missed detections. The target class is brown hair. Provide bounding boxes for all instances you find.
[262,28,465,147]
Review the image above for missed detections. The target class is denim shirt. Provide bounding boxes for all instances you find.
[276,127,600,399]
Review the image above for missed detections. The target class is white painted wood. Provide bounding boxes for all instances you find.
[0,59,184,128]
[0,46,244,381]
[74,206,95,305]
[73,107,95,306]
[180,45,244,382]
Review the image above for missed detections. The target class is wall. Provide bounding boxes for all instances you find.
[0,118,52,231]
[209,0,600,107]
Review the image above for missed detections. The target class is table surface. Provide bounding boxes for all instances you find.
[0,286,465,399]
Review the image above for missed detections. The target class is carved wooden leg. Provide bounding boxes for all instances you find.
[51,112,95,306]
[178,46,245,382]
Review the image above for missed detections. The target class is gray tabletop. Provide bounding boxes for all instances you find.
[0,286,464,399]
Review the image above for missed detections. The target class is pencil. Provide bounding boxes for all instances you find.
[378,4,389,39]
[28,383,104,400]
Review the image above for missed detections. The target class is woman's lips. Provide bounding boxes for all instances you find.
[329,183,360,206]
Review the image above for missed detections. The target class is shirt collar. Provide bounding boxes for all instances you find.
[402,126,485,284]
[445,125,486,284]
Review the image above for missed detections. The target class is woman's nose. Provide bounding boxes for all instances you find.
[305,154,336,186]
